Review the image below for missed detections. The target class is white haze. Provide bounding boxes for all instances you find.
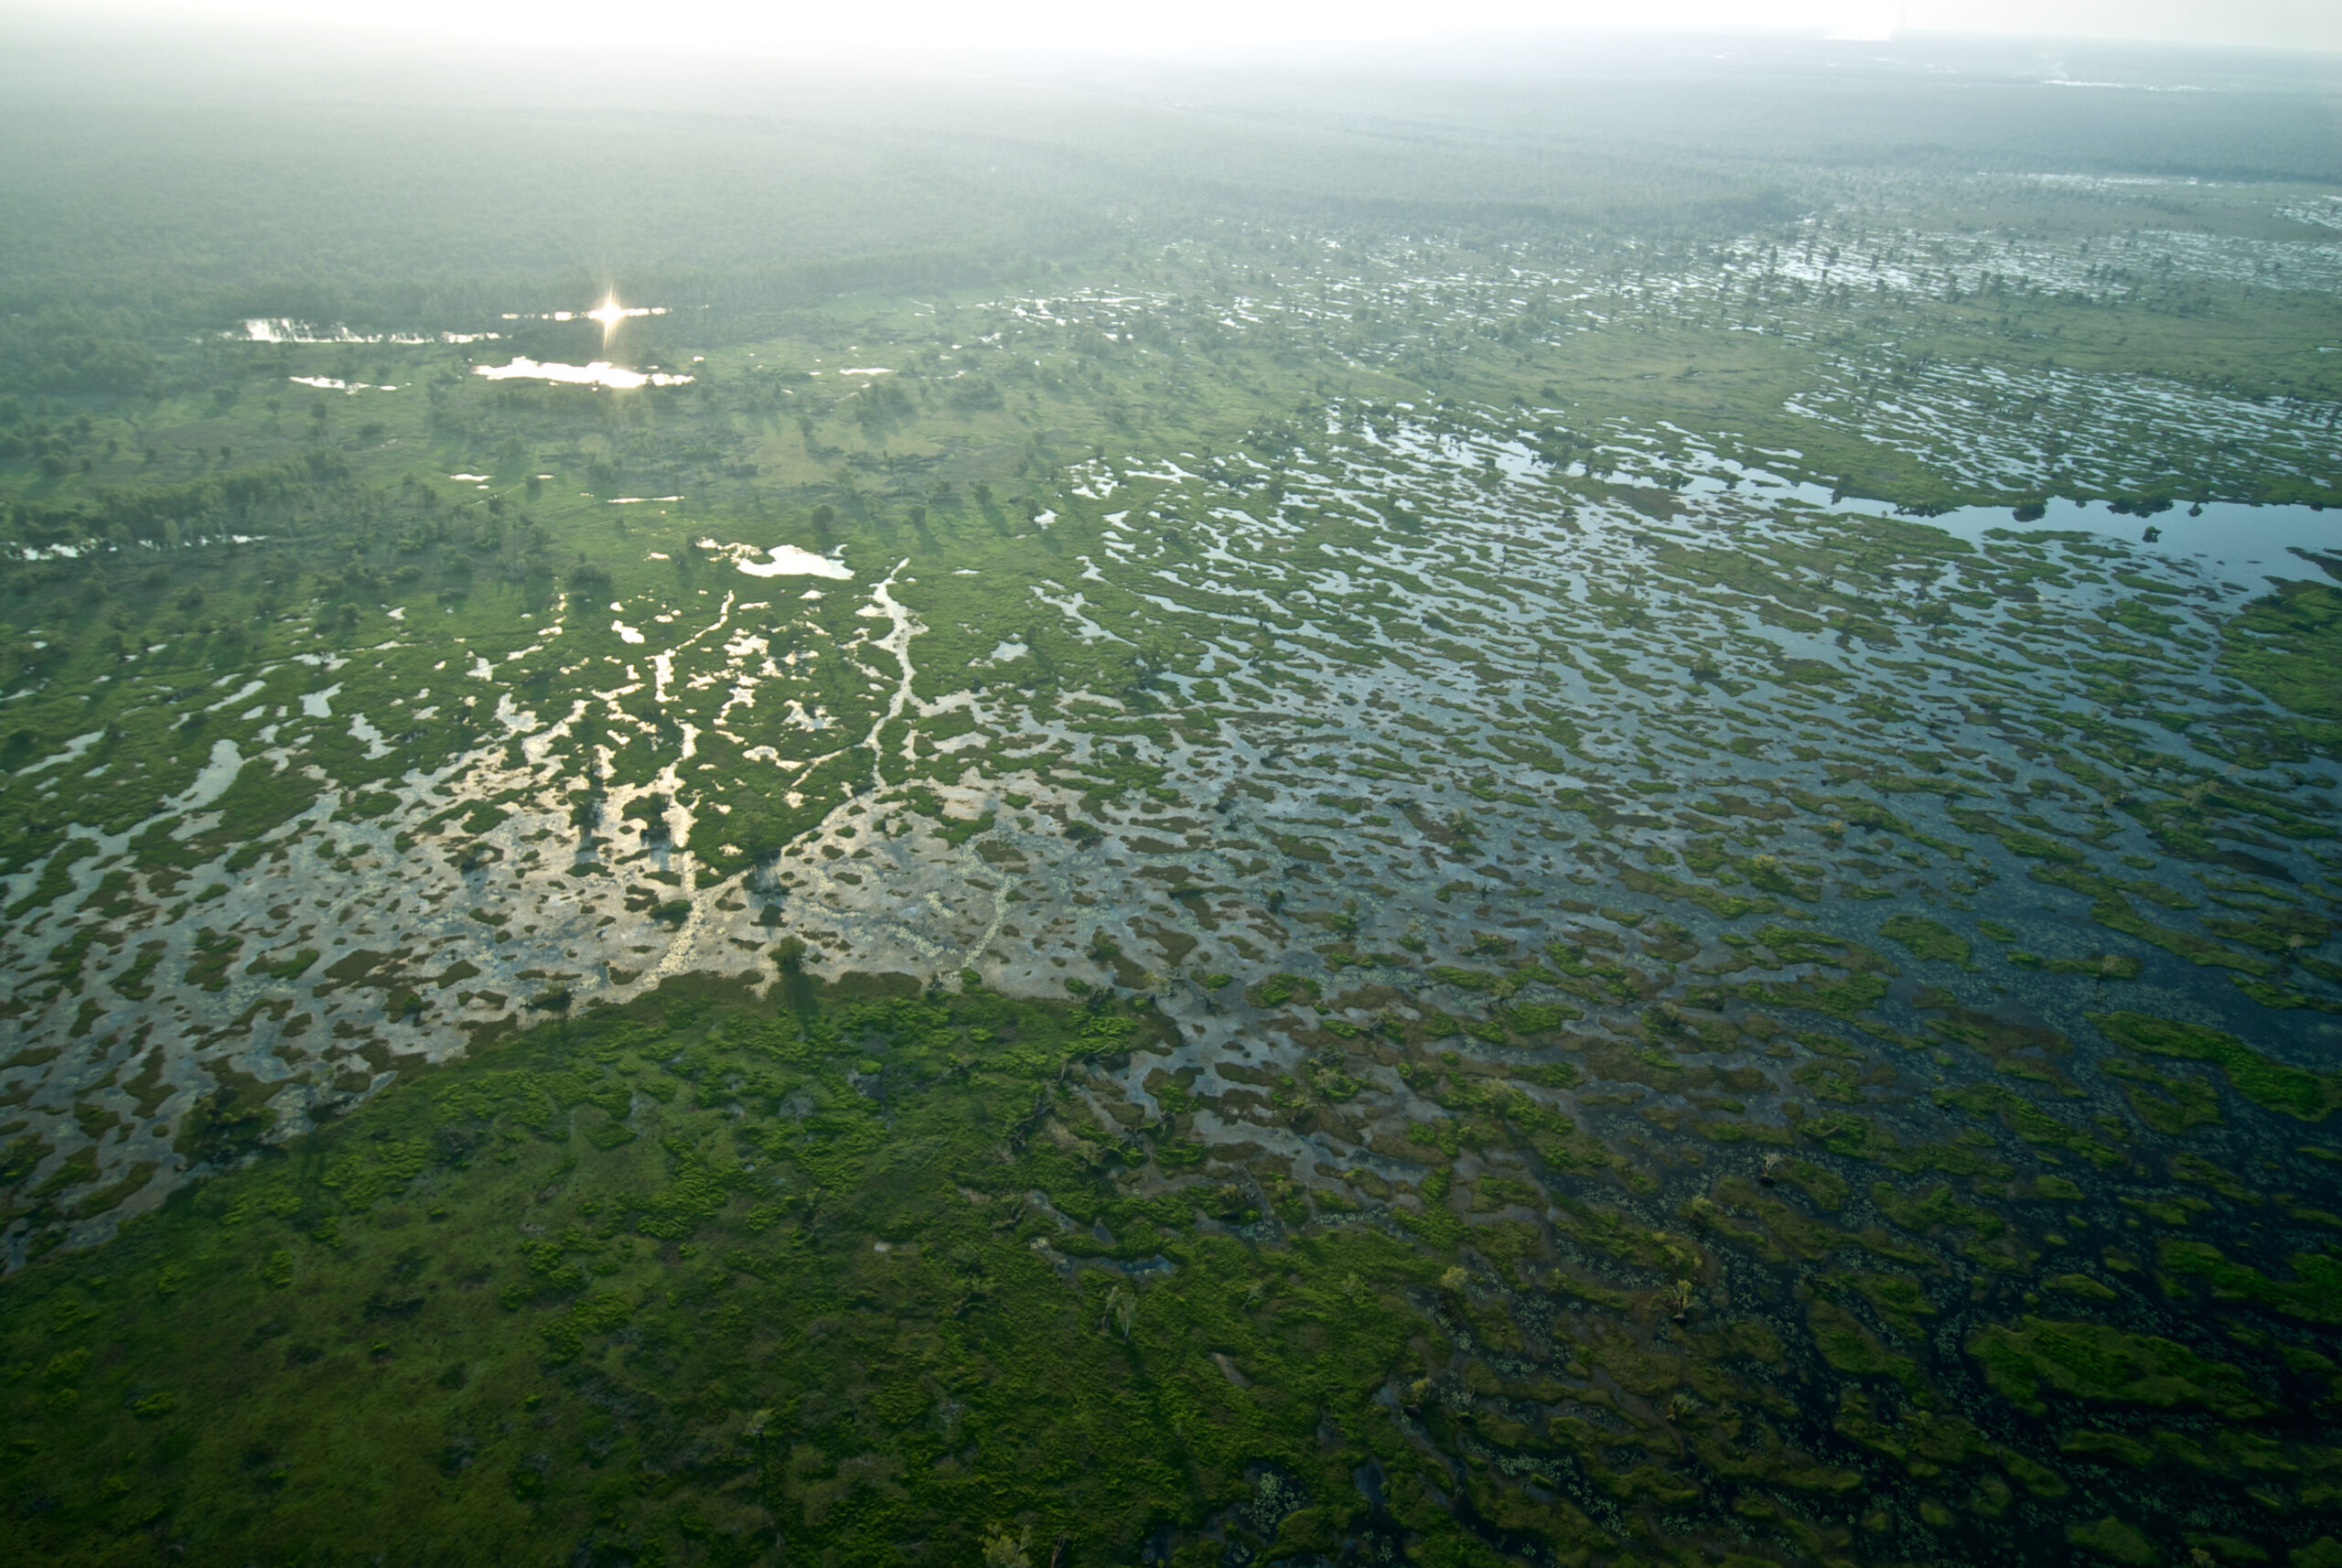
[7,0,2339,58]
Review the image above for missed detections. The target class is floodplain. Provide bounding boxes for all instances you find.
[0,32,2337,1568]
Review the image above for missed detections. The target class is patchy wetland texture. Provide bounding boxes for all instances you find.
[1,30,2340,1568]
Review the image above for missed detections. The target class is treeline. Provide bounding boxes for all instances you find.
[5,450,349,550]
[0,100,1114,333]
[0,306,158,397]
[2,41,2335,349]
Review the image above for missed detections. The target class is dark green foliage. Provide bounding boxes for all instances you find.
[1969,1316,2263,1418]
[0,982,1448,1565]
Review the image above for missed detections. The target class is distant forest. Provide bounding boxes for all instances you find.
[3,31,2337,392]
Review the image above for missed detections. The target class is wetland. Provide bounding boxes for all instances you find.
[0,27,2337,1568]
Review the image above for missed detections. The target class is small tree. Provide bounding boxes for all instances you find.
[1102,1283,1136,1340]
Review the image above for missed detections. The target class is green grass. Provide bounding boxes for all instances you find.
[2093,1010,2342,1122]
[1969,1316,2264,1418]
[0,975,1458,1564]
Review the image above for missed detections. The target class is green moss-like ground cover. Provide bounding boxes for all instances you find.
[2221,578,2342,725]
[9,968,2342,1568]
[0,975,1462,1565]
[1968,1316,2264,1418]
[2092,1011,2342,1122]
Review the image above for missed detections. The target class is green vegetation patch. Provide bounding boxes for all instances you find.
[1968,1316,2264,1418]
[2093,1011,2342,1122]
[0,977,1461,1564]
[1878,913,1973,969]
[2220,578,2342,725]
[2156,1240,2342,1325]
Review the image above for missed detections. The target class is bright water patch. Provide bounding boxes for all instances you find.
[17,730,104,776]
[1675,467,2342,578]
[170,739,244,811]
[286,376,396,393]
[1903,496,2342,576]
[471,358,693,390]
[500,305,668,324]
[236,318,498,344]
[708,542,855,580]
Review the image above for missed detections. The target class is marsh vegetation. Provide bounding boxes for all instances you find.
[0,30,2337,1568]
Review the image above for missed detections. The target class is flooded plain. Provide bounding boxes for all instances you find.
[4,174,2338,1565]
[5,397,2336,1251]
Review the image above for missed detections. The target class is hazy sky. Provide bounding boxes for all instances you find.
[10,0,2339,57]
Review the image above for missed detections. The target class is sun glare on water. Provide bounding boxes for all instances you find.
[587,294,668,339]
